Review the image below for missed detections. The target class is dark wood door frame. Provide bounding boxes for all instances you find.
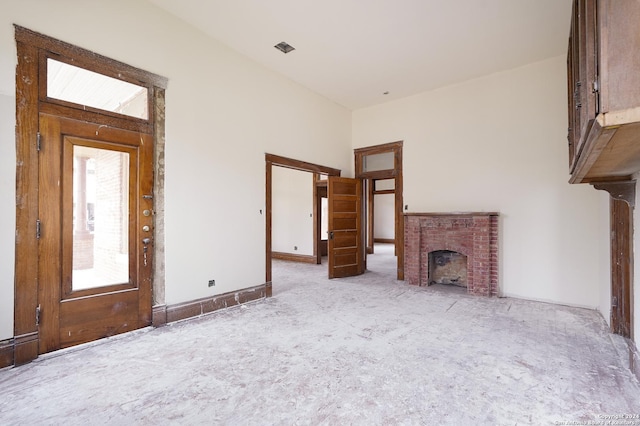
[610,197,633,338]
[265,154,341,293]
[367,179,375,254]
[314,177,328,264]
[354,141,404,280]
[593,181,635,339]
[13,26,167,366]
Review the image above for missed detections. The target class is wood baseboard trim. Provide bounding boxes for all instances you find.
[152,304,168,327]
[160,283,269,324]
[374,238,395,244]
[272,252,317,264]
[13,331,39,366]
[0,339,14,369]
[4,285,269,368]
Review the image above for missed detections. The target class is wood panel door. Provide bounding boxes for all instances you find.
[37,114,154,353]
[328,177,364,278]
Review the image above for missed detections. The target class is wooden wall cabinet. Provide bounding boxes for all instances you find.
[568,0,640,184]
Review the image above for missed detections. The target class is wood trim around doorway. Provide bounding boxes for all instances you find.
[265,154,341,288]
[354,141,404,280]
[593,180,635,341]
[610,197,633,338]
[313,175,324,264]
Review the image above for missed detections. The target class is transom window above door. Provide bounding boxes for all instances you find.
[362,151,394,172]
[46,58,149,120]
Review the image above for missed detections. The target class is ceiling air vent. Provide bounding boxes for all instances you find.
[274,42,295,54]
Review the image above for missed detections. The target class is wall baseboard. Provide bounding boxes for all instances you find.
[374,238,395,244]
[153,282,269,326]
[272,251,317,264]
[13,332,38,366]
[1,283,270,368]
[152,304,167,327]
[0,339,14,369]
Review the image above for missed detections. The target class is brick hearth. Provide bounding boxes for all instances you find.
[404,213,499,296]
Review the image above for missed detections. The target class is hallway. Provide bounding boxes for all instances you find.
[0,247,638,425]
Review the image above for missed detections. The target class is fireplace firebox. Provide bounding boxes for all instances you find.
[404,212,499,296]
[429,250,468,287]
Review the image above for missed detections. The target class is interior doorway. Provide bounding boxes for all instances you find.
[271,166,318,264]
[265,154,365,287]
[354,141,404,280]
[315,175,329,263]
[369,178,396,251]
[265,154,340,291]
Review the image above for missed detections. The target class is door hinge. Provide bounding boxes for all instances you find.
[36,219,41,239]
[36,132,41,151]
[612,296,618,308]
[35,304,41,326]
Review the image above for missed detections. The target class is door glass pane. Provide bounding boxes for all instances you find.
[73,146,130,290]
[375,179,395,191]
[363,152,394,172]
[48,58,149,120]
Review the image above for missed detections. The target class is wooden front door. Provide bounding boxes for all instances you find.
[328,177,364,278]
[37,114,154,352]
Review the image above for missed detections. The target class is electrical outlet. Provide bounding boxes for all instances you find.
[208,279,215,287]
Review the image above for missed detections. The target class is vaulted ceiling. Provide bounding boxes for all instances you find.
[148,0,572,110]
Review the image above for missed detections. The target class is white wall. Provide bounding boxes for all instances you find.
[353,56,609,308]
[0,93,15,340]
[0,0,351,339]
[272,167,314,255]
[374,194,394,240]
[0,1,616,343]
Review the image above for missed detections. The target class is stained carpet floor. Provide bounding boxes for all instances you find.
[1,244,639,425]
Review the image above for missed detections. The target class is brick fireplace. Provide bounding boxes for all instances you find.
[404,213,499,296]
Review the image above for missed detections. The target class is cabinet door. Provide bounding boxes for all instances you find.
[568,0,598,167]
[577,0,598,132]
[567,35,577,169]
[598,0,640,113]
